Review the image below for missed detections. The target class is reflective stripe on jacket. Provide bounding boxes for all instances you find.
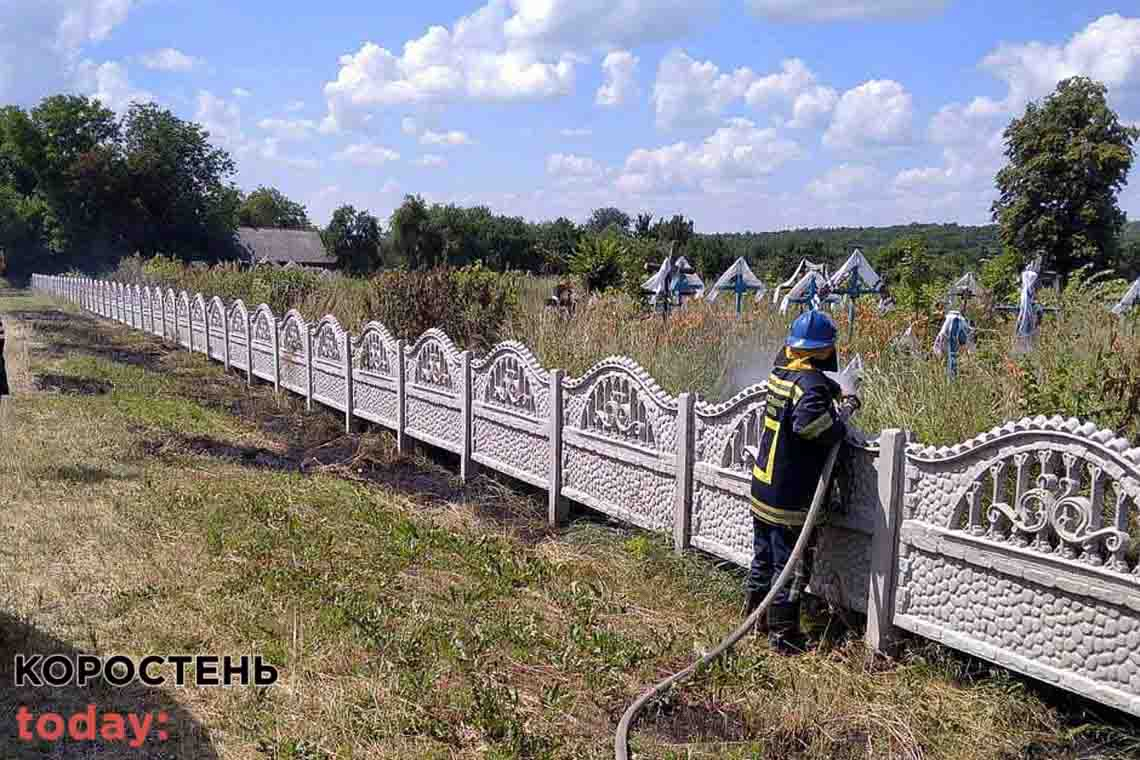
[750,351,844,526]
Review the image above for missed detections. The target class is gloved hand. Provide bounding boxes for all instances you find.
[825,355,863,401]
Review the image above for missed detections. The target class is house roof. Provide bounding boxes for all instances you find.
[236,227,336,266]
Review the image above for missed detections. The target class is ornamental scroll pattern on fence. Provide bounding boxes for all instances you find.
[562,358,681,535]
[31,274,1140,721]
[471,342,553,490]
[898,416,1140,717]
[404,329,464,456]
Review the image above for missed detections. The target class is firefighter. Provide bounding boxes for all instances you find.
[746,309,860,654]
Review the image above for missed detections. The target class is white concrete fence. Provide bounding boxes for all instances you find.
[33,273,1140,719]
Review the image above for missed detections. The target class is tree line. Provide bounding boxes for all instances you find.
[3,77,1137,292]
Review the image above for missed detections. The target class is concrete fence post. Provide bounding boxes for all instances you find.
[245,315,253,388]
[186,297,195,352]
[223,307,231,372]
[271,318,281,394]
[155,291,164,340]
[548,369,567,526]
[460,350,477,483]
[304,326,313,412]
[202,301,212,359]
[673,392,696,554]
[865,428,908,655]
[343,330,354,434]
[396,339,407,454]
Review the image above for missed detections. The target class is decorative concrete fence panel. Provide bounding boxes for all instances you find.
[895,416,1140,717]
[351,322,401,431]
[249,304,279,388]
[311,316,350,422]
[148,287,162,337]
[692,385,770,566]
[228,300,251,376]
[122,283,132,327]
[176,292,191,349]
[164,288,178,343]
[470,342,553,490]
[278,310,310,403]
[191,293,208,355]
[135,285,147,332]
[561,359,681,535]
[207,296,227,364]
[403,329,464,456]
[112,282,122,323]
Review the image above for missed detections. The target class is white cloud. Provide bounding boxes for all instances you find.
[560,127,593,137]
[138,48,199,72]
[321,0,716,132]
[547,152,605,183]
[258,118,318,141]
[0,1,136,102]
[256,137,320,170]
[195,90,244,147]
[333,142,402,166]
[401,116,419,135]
[76,60,153,114]
[56,0,136,51]
[415,154,447,168]
[743,58,838,128]
[823,79,913,149]
[285,100,305,112]
[596,50,638,107]
[503,0,714,51]
[747,1,948,22]
[322,2,572,131]
[807,164,882,201]
[977,14,1140,114]
[616,118,802,194]
[194,91,318,169]
[651,50,755,128]
[651,50,836,129]
[421,129,472,146]
[232,87,252,98]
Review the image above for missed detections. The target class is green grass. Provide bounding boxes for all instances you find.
[3,293,1140,759]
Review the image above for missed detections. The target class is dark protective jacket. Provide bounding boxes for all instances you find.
[750,349,844,527]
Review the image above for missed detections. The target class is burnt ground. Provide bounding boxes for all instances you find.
[14,303,558,543]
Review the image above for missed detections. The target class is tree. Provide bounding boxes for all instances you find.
[239,186,310,229]
[875,235,932,317]
[652,214,694,251]
[389,194,442,270]
[119,103,240,260]
[634,212,654,238]
[569,233,628,292]
[533,217,580,273]
[687,234,736,281]
[323,205,381,274]
[585,206,630,235]
[992,77,1139,277]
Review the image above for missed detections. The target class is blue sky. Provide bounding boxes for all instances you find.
[3,1,1139,231]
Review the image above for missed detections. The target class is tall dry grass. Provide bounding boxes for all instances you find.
[111,258,1140,446]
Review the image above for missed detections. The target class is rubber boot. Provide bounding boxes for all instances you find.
[744,589,769,635]
[766,602,806,656]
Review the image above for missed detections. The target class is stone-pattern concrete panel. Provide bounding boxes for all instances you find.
[353,380,397,425]
[473,416,548,483]
[563,443,675,533]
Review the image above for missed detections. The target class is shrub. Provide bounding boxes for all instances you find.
[569,234,627,293]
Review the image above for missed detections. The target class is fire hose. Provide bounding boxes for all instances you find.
[614,439,843,760]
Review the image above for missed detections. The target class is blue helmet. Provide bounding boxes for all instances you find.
[786,309,838,350]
